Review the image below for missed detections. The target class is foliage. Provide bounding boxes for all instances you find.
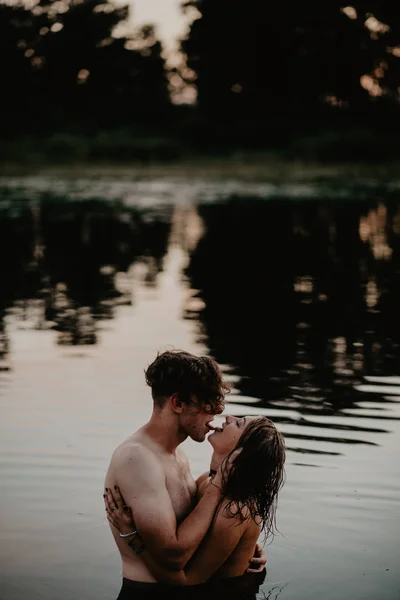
[182,1,400,121]
[0,0,170,136]
[1,0,400,161]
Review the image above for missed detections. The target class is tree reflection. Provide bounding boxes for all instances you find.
[186,196,400,413]
[0,196,172,346]
[0,311,9,368]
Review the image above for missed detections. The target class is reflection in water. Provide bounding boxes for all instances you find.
[359,203,393,260]
[0,197,172,347]
[1,185,399,600]
[0,314,10,373]
[1,190,400,457]
[259,582,288,600]
[185,196,400,455]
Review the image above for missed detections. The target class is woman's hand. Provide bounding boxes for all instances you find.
[104,486,136,536]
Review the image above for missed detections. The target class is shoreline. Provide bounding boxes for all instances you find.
[0,156,399,184]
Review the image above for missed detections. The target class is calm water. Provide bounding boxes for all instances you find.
[0,176,399,600]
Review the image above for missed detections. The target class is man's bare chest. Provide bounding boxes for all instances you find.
[164,460,197,522]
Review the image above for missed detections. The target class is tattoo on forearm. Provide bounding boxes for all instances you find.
[128,533,146,555]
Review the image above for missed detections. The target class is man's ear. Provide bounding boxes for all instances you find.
[170,393,184,414]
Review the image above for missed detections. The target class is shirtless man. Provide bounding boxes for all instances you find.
[104,350,265,594]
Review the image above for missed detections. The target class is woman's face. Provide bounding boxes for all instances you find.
[207,415,258,455]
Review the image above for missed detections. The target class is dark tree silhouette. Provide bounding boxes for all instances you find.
[1,0,399,154]
[182,1,400,122]
[185,195,400,411]
[0,195,172,346]
[0,0,170,136]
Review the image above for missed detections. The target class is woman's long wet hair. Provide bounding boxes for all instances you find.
[220,417,286,539]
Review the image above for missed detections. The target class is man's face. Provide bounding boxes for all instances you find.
[180,399,224,443]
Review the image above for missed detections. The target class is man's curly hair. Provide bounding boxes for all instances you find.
[145,349,230,413]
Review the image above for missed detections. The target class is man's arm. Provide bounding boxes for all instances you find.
[105,484,266,584]
[248,543,267,573]
[112,444,222,571]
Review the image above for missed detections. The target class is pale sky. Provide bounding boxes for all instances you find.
[114,0,197,101]
[122,0,189,62]
[15,0,191,64]
[15,0,195,100]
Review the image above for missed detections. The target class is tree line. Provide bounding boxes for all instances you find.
[0,0,169,136]
[1,0,399,155]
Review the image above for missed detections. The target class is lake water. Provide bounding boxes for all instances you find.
[0,175,399,600]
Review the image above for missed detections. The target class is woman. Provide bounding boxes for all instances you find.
[105,415,286,599]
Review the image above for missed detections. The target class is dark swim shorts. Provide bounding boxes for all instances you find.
[117,569,266,600]
[116,578,186,599]
[188,569,266,600]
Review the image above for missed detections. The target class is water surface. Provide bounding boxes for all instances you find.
[0,176,399,600]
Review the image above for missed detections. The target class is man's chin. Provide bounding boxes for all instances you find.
[191,433,207,443]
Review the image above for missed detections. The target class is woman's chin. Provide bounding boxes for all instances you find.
[207,432,216,447]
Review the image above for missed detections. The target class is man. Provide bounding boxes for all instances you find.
[104,350,266,592]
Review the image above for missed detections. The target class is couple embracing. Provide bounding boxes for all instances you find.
[104,350,286,599]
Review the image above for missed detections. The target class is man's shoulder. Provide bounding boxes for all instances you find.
[112,438,159,469]
[111,440,166,491]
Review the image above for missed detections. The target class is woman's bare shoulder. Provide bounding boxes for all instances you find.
[196,471,210,486]
[219,501,261,532]
[196,472,210,497]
